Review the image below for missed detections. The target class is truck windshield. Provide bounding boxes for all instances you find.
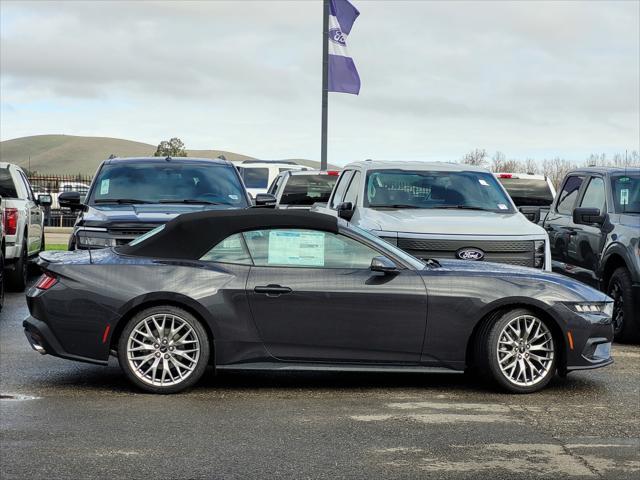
[88,162,249,207]
[497,177,554,206]
[281,174,338,206]
[365,169,515,213]
[611,174,640,214]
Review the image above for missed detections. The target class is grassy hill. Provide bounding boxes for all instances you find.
[0,134,329,175]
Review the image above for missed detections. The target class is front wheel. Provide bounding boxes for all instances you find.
[476,309,556,393]
[608,267,639,343]
[117,306,210,394]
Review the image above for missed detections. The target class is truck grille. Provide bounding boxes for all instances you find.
[398,238,535,267]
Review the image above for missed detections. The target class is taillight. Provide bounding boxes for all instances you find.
[35,273,58,290]
[327,170,340,176]
[4,208,18,235]
[498,174,513,179]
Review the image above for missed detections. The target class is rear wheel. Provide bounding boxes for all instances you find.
[117,306,210,394]
[476,309,556,393]
[608,267,639,343]
[7,239,28,292]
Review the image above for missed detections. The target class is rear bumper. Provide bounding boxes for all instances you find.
[23,316,108,366]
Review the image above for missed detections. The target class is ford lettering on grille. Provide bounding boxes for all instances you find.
[456,247,485,261]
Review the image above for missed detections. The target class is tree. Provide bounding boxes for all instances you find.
[542,158,577,190]
[154,137,187,157]
[461,148,488,167]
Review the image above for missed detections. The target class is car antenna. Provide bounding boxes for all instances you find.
[217,154,226,161]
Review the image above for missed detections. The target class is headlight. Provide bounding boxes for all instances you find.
[76,230,116,248]
[571,303,609,314]
[533,240,545,269]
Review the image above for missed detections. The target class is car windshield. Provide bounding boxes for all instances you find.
[346,223,426,270]
[365,169,515,213]
[497,177,554,206]
[280,174,338,206]
[611,174,640,214]
[88,162,248,207]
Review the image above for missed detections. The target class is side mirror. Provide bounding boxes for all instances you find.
[58,191,82,210]
[337,201,354,220]
[519,206,540,224]
[370,256,399,275]
[37,194,53,207]
[573,207,605,226]
[254,193,277,207]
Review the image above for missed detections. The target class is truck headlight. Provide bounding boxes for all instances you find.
[534,240,545,269]
[76,230,116,248]
[571,302,610,314]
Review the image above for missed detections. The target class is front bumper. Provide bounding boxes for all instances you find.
[23,316,108,366]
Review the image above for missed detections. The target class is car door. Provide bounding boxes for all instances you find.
[570,175,607,287]
[544,175,585,277]
[18,170,42,254]
[244,228,427,363]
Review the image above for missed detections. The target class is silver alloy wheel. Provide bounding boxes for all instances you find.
[126,314,201,387]
[497,314,554,387]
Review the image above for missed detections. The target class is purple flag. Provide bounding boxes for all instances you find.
[328,0,360,95]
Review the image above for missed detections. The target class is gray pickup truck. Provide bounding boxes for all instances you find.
[543,166,640,342]
[313,160,551,271]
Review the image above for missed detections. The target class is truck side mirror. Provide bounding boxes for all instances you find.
[519,206,540,224]
[58,191,82,211]
[573,207,605,226]
[37,194,53,207]
[337,202,354,220]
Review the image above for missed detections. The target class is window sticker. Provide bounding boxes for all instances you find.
[620,189,629,205]
[100,179,110,195]
[268,230,325,266]
[479,179,490,186]
[228,194,239,200]
[497,203,508,210]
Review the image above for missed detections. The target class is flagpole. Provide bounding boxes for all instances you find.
[320,0,329,171]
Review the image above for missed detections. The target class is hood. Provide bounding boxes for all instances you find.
[361,208,545,236]
[80,203,239,226]
[430,258,609,301]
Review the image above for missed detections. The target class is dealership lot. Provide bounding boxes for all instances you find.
[1,283,638,479]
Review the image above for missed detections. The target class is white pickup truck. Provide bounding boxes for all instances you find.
[313,160,551,270]
[0,163,51,290]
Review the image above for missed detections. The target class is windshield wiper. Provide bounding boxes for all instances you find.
[94,199,152,204]
[158,199,225,205]
[369,204,422,209]
[432,205,493,212]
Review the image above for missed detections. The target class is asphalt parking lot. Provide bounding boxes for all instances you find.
[1,281,639,480]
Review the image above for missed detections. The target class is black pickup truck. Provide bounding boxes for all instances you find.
[543,167,640,342]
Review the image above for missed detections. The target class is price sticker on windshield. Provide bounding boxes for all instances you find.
[620,189,629,205]
[100,179,110,195]
[497,204,508,210]
[478,179,490,186]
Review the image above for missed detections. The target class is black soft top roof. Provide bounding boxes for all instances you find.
[117,209,339,260]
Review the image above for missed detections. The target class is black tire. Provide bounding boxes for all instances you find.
[0,248,5,313]
[117,305,210,394]
[40,232,45,253]
[608,267,639,343]
[475,308,557,394]
[7,239,28,292]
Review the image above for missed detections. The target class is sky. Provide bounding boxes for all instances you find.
[1,0,639,166]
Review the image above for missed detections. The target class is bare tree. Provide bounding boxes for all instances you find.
[461,148,488,167]
[523,158,539,174]
[542,158,577,190]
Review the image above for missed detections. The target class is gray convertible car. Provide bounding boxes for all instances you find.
[24,210,613,394]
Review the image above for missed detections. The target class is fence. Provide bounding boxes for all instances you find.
[28,174,93,227]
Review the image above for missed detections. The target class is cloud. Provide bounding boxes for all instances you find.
[1,0,638,163]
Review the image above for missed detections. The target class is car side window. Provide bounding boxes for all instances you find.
[18,171,34,201]
[200,233,253,265]
[243,229,379,269]
[343,171,361,206]
[330,170,354,209]
[556,175,584,214]
[267,174,284,195]
[579,177,605,211]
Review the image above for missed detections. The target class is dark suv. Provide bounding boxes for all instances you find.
[543,167,640,342]
[60,157,252,249]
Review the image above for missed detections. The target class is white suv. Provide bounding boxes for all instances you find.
[236,161,310,197]
[0,163,50,290]
[313,160,551,271]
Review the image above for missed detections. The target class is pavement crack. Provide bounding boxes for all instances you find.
[557,440,603,478]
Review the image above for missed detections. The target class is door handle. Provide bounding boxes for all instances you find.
[254,284,292,296]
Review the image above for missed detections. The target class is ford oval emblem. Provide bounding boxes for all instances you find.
[456,247,485,261]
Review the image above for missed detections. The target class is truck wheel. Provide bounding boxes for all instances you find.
[608,267,639,343]
[0,249,5,312]
[7,239,28,292]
